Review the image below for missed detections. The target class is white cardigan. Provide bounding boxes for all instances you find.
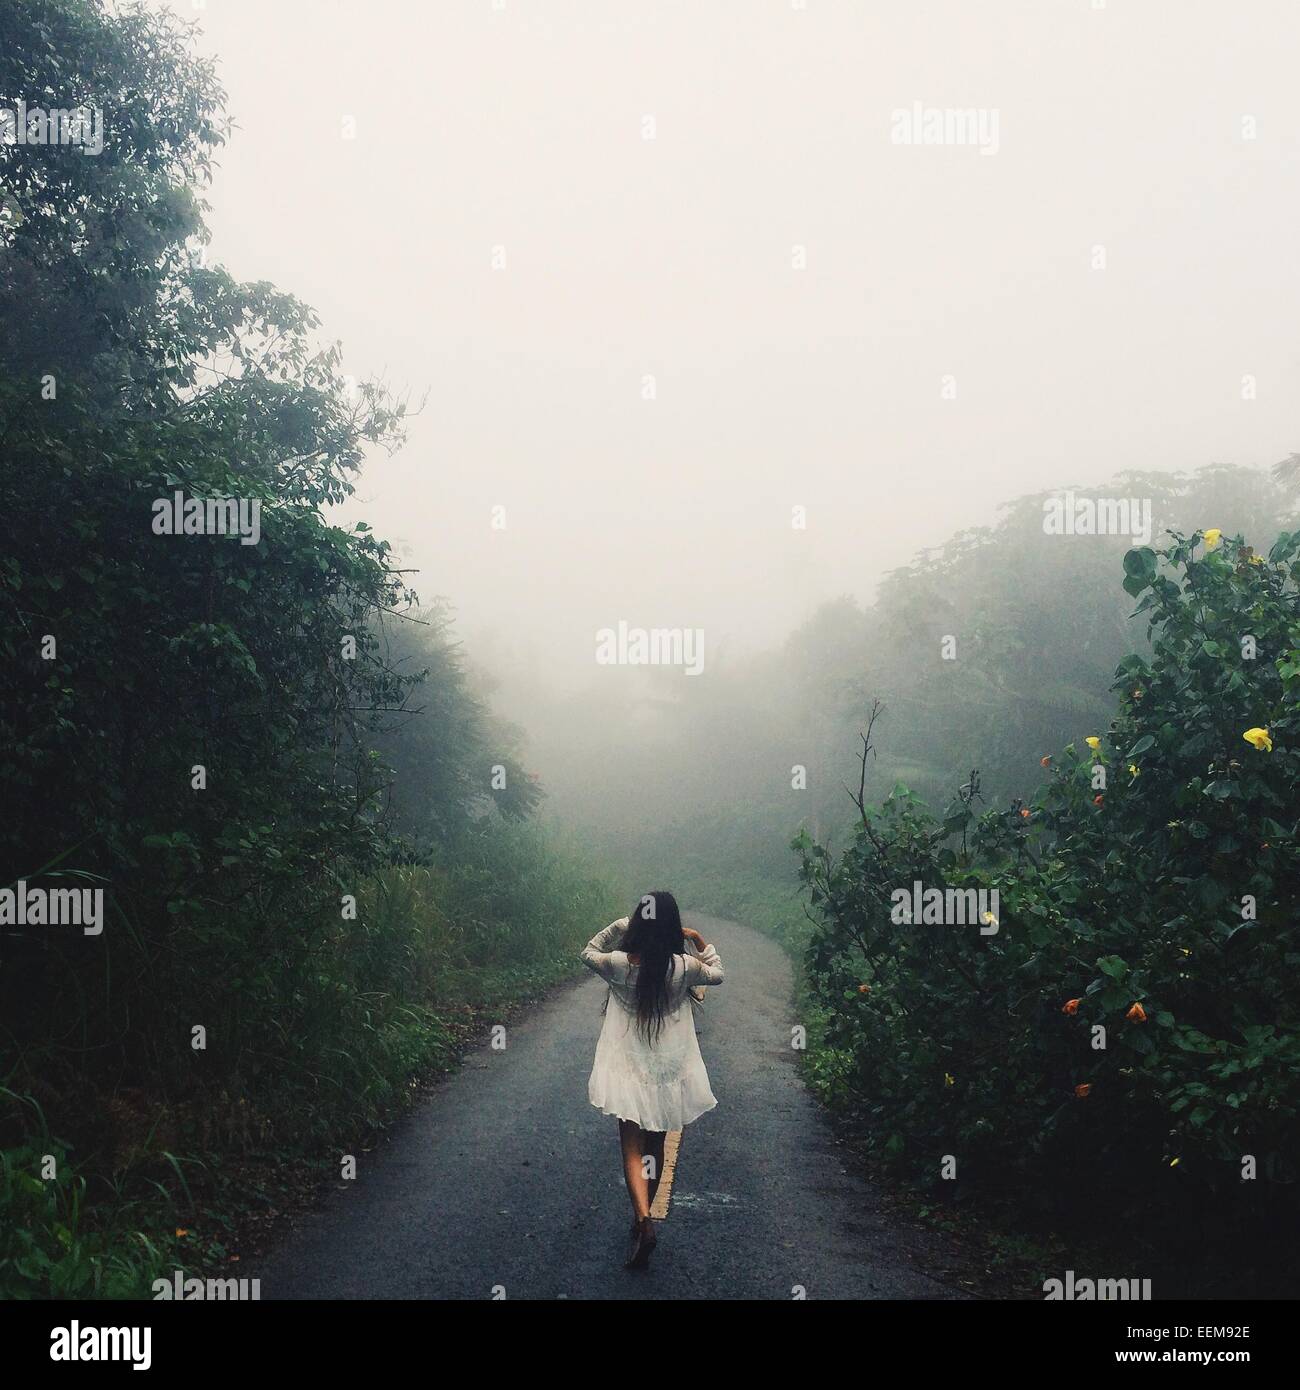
[580,917,724,1014]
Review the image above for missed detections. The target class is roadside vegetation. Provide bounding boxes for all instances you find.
[0,1,618,1299]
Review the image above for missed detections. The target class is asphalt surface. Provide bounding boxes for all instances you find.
[254,915,964,1300]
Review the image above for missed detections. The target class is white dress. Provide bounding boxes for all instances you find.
[581,918,724,1132]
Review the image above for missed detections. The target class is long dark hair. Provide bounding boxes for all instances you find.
[622,890,686,1043]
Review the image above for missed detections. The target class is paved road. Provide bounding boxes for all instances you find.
[254,915,963,1300]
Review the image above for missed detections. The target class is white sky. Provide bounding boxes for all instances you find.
[177,0,1300,685]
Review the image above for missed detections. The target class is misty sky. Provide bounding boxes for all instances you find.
[179,0,1300,687]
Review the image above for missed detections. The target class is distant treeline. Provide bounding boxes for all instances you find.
[522,462,1296,925]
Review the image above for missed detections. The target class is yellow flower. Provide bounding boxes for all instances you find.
[1128,763,1139,778]
[981,910,998,927]
[1249,554,1264,565]
[1203,528,1222,550]
[1169,1157,1181,1168]
[1243,727,1273,752]
[1085,736,1101,751]
[944,1073,955,1087]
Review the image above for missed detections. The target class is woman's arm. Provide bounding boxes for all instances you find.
[580,918,628,978]
[685,942,723,988]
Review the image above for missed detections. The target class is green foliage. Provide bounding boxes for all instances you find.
[539,466,1296,951]
[241,822,621,1144]
[795,468,1295,817]
[0,821,617,1299]
[0,1130,172,1300]
[2,0,424,1088]
[0,0,619,1298]
[797,530,1300,1249]
[371,611,543,847]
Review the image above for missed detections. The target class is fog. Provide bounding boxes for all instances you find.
[186,0,1299,678]
[158,0,1300,869]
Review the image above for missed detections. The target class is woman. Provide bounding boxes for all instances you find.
[581,890,724,1269]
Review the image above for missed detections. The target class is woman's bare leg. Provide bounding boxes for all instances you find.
[618,1119,653,1220]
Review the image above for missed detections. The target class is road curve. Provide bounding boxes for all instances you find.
[253,914,964,1299]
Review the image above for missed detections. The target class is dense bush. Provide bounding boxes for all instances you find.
[797,529,1300,1259]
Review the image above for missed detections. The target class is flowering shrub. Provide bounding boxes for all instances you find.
[796,530,1300,1239]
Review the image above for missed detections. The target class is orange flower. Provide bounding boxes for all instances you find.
[1019,808,1031,820]
[1126,1002,1147,1022]
[1093,794,1104,806]
[857,983,871,995]
[1062,998,1081,1016]
[1132,689,1143,700]
[1040,755,1052,767]
[1074,1083,1091,1099]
